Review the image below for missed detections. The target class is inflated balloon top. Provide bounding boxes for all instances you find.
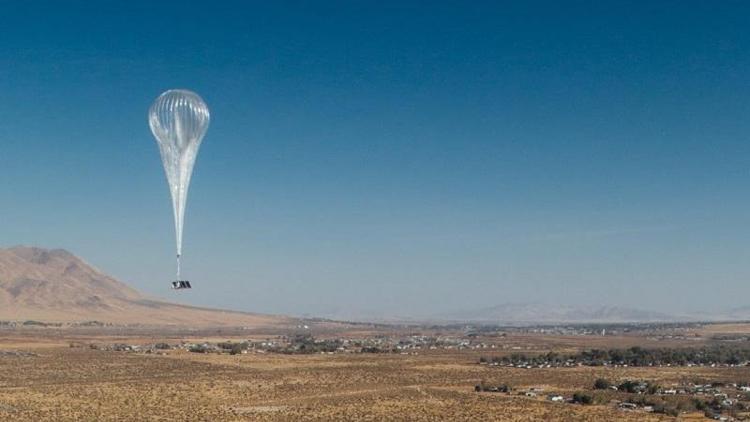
[149,89,210,280]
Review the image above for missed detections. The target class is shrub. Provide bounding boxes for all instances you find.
[572,393,593,405]
[593,378,610,389]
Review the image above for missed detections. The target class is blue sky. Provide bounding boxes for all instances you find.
[1,1,750,316]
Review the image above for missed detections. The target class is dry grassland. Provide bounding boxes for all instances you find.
[0,326,747,421]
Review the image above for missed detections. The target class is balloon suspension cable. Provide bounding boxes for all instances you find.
[176,254,181,280]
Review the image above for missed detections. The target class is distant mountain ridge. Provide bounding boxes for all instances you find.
[0,246,289,326]
[305,303,684,325]
[440,303,680,324]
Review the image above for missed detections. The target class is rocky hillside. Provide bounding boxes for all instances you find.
[0,246,289,326]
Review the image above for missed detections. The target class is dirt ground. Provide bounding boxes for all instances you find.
[0,326,746,421]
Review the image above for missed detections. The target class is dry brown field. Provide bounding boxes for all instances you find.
[0,325,748,421]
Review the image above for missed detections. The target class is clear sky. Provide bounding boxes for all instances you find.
[1,1,750,317]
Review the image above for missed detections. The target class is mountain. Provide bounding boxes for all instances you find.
[437,303,681,325]
[303,303,683,325]
[710,306,750,322]
[0,246,290,327]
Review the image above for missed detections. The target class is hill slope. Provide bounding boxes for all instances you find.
[0,246,289,326]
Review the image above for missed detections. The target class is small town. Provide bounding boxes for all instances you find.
[87,333,491,355]
[480,346,750,368]
[476,378,750,420]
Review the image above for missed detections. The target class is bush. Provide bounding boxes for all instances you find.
[692,398,707,411]
[618,380,639,393]
[572,393,593,405]
[593,378,610,389]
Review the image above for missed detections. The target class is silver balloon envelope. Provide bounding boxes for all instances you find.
[149,89,210,278]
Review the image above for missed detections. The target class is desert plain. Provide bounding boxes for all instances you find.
[0,322,749,421]
[1,247,748,420]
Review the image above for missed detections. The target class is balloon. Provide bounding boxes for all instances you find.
[149,89,210,279]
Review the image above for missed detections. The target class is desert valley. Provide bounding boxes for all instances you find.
[0,247,748,420]
[4,3,748,420]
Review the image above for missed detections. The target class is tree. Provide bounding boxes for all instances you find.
[618,380,638,393]
[230,343,247,355]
